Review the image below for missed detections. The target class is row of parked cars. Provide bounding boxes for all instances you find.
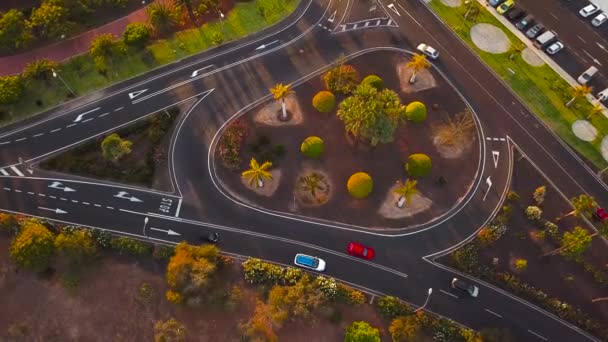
[579,3,607,27]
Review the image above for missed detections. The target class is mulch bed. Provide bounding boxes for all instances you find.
[214,50,480,229]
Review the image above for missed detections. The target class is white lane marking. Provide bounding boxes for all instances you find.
[0,141,10,145]
[60,197,67,201]
[15,137,26,142]
[527,329,548,341]
[73,107,100,122]
[190,65,215,77]
[82,202,90,205]
[14,189,21,193]
[128,89,148,99]
[49,196,57,199]
[27,192,34,195]
[94,204,101,207]
[583,49,594,60]
[387,3,401,16]
[10,166,24,177]
[106,206,115,210]
[484,308,503,318]
[71,200,79,203]
[33,133,44,138]
[175,198,183,217]
[50,128,61,133]
[549,12,558,20]
[113,107,124,112]
[254,40,279,50]
[81,118,94,123]
[99,112,110,117]
[578,35,587,43]
[0,169,9,176]
[38,193,46,197]
[3,187,10,191]
[328,9,337,22]
[66,123,77,128]
[439,289,459,298]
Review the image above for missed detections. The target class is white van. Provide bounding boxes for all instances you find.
[534,30,557,48]
[578,66,598,84]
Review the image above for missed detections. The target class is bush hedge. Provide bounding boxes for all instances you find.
[312,90,336,113]
[300,136,324,158]
[347,172,373,199]
[405,101,427,123]
[361,75,383,90]
[405,154,432,178]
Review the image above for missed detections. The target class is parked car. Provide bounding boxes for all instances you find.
[597,87,608,102]
[577,66,598,84]
[294,254,326,271]
[594,207,608,223]
[546,41,564,55]
[451,278,480,297]
[488,0,506,7]
[592,12,607,26]
[580,3,600,17]
[201,232,220,243]
[497,0,515,14]
[347,242,375,260]
[516,14,534,30]
[525,23,545,38]
[506,7,525,21]
[417,43,439,59]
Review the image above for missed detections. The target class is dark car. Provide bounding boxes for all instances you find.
[526,23,545,38]
[506,7,525,20]
[451,278,479,297]
[202,232,220,243]
[488,0,506,7]
[516,14,534,30]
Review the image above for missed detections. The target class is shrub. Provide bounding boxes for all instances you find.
[22,59,58,82]
[347,172,373,199]
[336,284,365,305]
[91,229,112,249]
[405,154,432,178]
[0,213,19,234]
[405,101,427,123]
[122,22,150,47]
[544,221,559,238]
[377,296,411,318]
[300,136,324,158]
[533,186,547,205]
[110,236,152,256]
[218,120,248,170]
[507,190,520,202]
[477,227,497,246]
[166,243,219,306]
[242,258,302,286]
[514,259,528,270]
[153,244,175,260]
[323,64,359,94]
[101,133,132,162]
[312,90,336,112]
[344,321,380,342]
[10,221,55,272]
[315,276,338,299]
[361,74,383,89]
[525,206,542,221]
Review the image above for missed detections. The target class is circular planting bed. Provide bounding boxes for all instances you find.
[441,0,461,7]
[470,23,511,54]
[572,120,598,142]
[213,50,481,229]
[521,48,544,67]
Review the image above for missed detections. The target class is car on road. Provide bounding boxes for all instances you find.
[347,242,375,260]
[592,12,607,27]
[594,207,608,223]
[497,0,514,15]
[294,253,326,271]
[597,87,608,102]
[488,0,506,7]
[525,23,545,38]
[417,43,439,59]
[577,65,598,84]
[202,232,220,243]
[516,14,534,30]
[546,41,564,55]
[580,3,600,17]
[451,278,480,297]
[506,7,525,21]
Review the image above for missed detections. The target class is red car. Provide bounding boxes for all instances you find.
[347,242,375,260]
[594,207,608,223]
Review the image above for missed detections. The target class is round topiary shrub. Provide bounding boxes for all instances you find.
[361,75,383,90]
[300,136,324,158]
[405,154,432,178]
[405,101,427,123]
[312,91,336,113]
[347,172,373,199]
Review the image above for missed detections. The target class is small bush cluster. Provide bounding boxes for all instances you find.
[405,101,427,123]
[323,64,360,94]
[110,236,153,256]
[525,206,542,221]
[300,136,324,158]
[405,154,432,178]
[242,258,303,286]
[377,296,411,318]
[218,119,248,170]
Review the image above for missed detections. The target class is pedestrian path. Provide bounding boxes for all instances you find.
[0,165,27,177]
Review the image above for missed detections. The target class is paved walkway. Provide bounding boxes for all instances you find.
[0,4,150,76]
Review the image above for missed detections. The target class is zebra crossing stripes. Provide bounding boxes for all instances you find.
[333,17,397,34]
[0,166,26,177]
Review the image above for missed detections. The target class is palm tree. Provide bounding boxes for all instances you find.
[393,179,418,208]
[405,54,430,84]
[242,158,273,188]
[147,2,177,35]
[586,103,604,120]
[270,83,294,121]
[174,0,197,24]
[566,85,593,107]
[298,173,326,202]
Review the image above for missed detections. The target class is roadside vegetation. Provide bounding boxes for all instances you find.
[429,0,608,169]
[0,0,300,125]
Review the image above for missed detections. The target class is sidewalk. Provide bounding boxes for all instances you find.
[0,4,150,77]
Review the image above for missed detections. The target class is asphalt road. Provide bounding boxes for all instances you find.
[1,0,607,340]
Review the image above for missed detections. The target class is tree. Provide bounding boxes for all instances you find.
[28,0,74,39]
[559,226,592,260]
[101,133,133,162]
[533,185,546,205]
[122,22,150,47]
[267,275,324,321]
[405,54,430,84]
[147,2,178,35]
[312,90,336,113]
[10,220,55,272]
[242,158,273,188]
[405,154,432,178]
[90,33,126,61]
[22,59,58,83]
[432,109,475,148]
[54,228,98,266]
[154,318,187,342]
[557,194,596,221]
[0,75,24,105]
[270,83,293,121]
[566,85,592,107]
[337,83,407,145]
[347,172,373,199]
[165,242,219,305]
[0,9,33,53]
[394,179,418,208]
[174,0,198,24]
[586,103,604,120]
[241,300,279,342]
[377,296,411,318]
[405,101,427,123]
[525,205,542,221]
[389,315,421,342]
[344,321,381,342]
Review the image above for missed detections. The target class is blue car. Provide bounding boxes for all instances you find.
[488,0,506,7]
[294,254,326,272]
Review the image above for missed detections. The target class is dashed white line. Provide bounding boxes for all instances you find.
[578,35,587,43]
[15,137,26,142]
[0,141,10,145]
[60,197,67,201]
[27,192,34,195]
[38,193,45,197]
[106,206,115,210]
[493,137,499,141]
[14,189,21,193]
[66,123,77,128]
[71,200,79,203]
[99,112,110,117]
[113,107,124,112]
[439,289,459,298]
[527,329,548,341]
[81,118,94,123]
[94,204,102,207]
[33,133,44,138]
[3,187,10,191]
[484,308,503,318]
[50,128,62,133]
[82,202,90,205]
[549,12,558,20]
[49,196,57,199]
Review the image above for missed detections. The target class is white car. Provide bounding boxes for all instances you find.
[592,12,607,26]
[294,254,326,272]
[416,43,439,59]
[579,3,600,17]
[546,41,564,55]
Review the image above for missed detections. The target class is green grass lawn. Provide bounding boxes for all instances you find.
[429,0,608,169]
[0,0,300,126]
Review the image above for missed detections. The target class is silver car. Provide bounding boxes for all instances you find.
[546,41,564,55]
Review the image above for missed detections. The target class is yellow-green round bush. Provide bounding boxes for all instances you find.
[405,154,432,178]
[347,172,373,199]
[361,75,383,90]
[405,101,427,123]
[312,91,336,113]
[301,136,324,158]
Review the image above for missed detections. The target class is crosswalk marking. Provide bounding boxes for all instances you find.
[0,169,9,176]
[10,166,24,177]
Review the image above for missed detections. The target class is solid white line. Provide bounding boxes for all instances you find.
[0,169,8,176]
[10,166,24,177]
[15,138,26,142]
[174,198,183,217]
[528,329,548,341]
[439,289,459,298]
[33,133,44,137]
[113,107,124,112]
[50,128,61,133]
[484,308,503,318]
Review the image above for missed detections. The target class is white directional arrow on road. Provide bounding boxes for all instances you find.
[482,176,493,202]
[255,40,279,50]
[492,151,500,168]
[387,3,401,16]
[48,181,76,192]
[327,10,337,23]
[190,65,214,77]
[73,107,100,123]
[114,191,143,202]
[39,206,67,214]
[150,227,181,236]
[128,89,148,99]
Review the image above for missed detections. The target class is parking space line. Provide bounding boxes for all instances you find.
[578,35,587,43]
[484,308,502,318]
